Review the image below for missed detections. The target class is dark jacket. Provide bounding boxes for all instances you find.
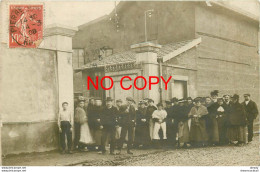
[228,102,247,126]
[136,107,148,126]
[241,100,258,121]
[146,105,157,120]
[210,103,227,119]
[100,106,118,129]
[175,105,189,122]
[86,104,96,128]
[119,104,136,127]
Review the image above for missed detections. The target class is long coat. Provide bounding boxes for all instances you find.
[176,105,190,143]
[227,102,247,142]
[100,106,118,129]
[90,105,103,145]
[119,104,136,127]
[189,105,208,142]
[135,107,151,145]
[228,102,247,126]
[210,103,228,143]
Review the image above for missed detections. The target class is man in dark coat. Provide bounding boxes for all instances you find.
[165,100,175,148]
[134,101,150,148]
[227,94,248,146]
[241,94,259,142]
[100,97,118,155]
[117,97,136,154]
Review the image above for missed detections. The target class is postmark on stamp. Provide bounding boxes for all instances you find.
[9,4,43,48]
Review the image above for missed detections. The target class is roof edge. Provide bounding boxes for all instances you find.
[162,37,201,63]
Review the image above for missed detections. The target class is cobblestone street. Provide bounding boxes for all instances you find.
[3,137,259,166]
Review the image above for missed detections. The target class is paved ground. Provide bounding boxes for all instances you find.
[3,136,259,166]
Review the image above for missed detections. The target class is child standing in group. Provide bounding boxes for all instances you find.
[58,102,73,154]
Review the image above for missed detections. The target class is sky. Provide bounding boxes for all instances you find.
[45,1,115,27]
[44,0,259,27]
[0,0,259,41]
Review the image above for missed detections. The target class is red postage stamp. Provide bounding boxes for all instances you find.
[9,4,43,48]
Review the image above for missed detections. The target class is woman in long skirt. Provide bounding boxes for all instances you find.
[188,98,208,147]
[210,98,229,145]
[75,100,94,151]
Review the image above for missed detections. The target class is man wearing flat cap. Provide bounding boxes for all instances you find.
[241,93,259,142]
[117,97,136,154]
[100,97,118,155]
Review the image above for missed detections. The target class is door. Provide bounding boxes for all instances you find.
[171,80,187,99]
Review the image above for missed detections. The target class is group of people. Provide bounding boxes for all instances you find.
[58,90,258,155]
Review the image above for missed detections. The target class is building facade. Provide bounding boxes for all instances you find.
[73,1,259,106]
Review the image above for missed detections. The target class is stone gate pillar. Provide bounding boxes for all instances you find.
[39,24,78,115]
[131,42,162,104]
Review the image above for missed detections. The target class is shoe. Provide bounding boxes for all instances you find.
[61,150,66,154]
[127,150,133,155]
[68,150,73,154]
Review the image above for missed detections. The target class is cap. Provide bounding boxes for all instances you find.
[165,100,171,105]
[116,99,123,103]
[126,97,135,103]
[106,97,113,101]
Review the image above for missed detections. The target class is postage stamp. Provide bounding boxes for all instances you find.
[9,4,43,48]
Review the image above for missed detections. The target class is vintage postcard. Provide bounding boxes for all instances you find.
[0,0,259,169]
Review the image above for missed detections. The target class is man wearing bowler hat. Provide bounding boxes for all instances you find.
[100,97,118,155]
[241,94,259,143]
[117,97,136,155]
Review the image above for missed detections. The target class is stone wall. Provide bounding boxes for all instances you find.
[0,45,59,155]
[195,5,259,105]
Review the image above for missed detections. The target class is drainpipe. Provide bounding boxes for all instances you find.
[157,57,163,103]
[0,114,2,165]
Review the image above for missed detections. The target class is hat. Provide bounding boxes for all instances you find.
[157,103,163,107]
[116,99,123,103]
[139,100,145,105]
[62,102,68,106]
[210,90,219,96]
[78,96,85,101]
[187,97,193,101]
[217,97,224,101]
[232,94,239,100]
[148,99,154,103]
[244,93,250,97]
[171,97,178,103]
[126,97,135,103]
[106,97,113,102]
[223,94,230,98]
[178,99,185,103]
[194,97,202,103]
[165,100,171,105]
[120,104,128,111]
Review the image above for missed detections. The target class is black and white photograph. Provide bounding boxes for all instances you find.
[0,0,259,168]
